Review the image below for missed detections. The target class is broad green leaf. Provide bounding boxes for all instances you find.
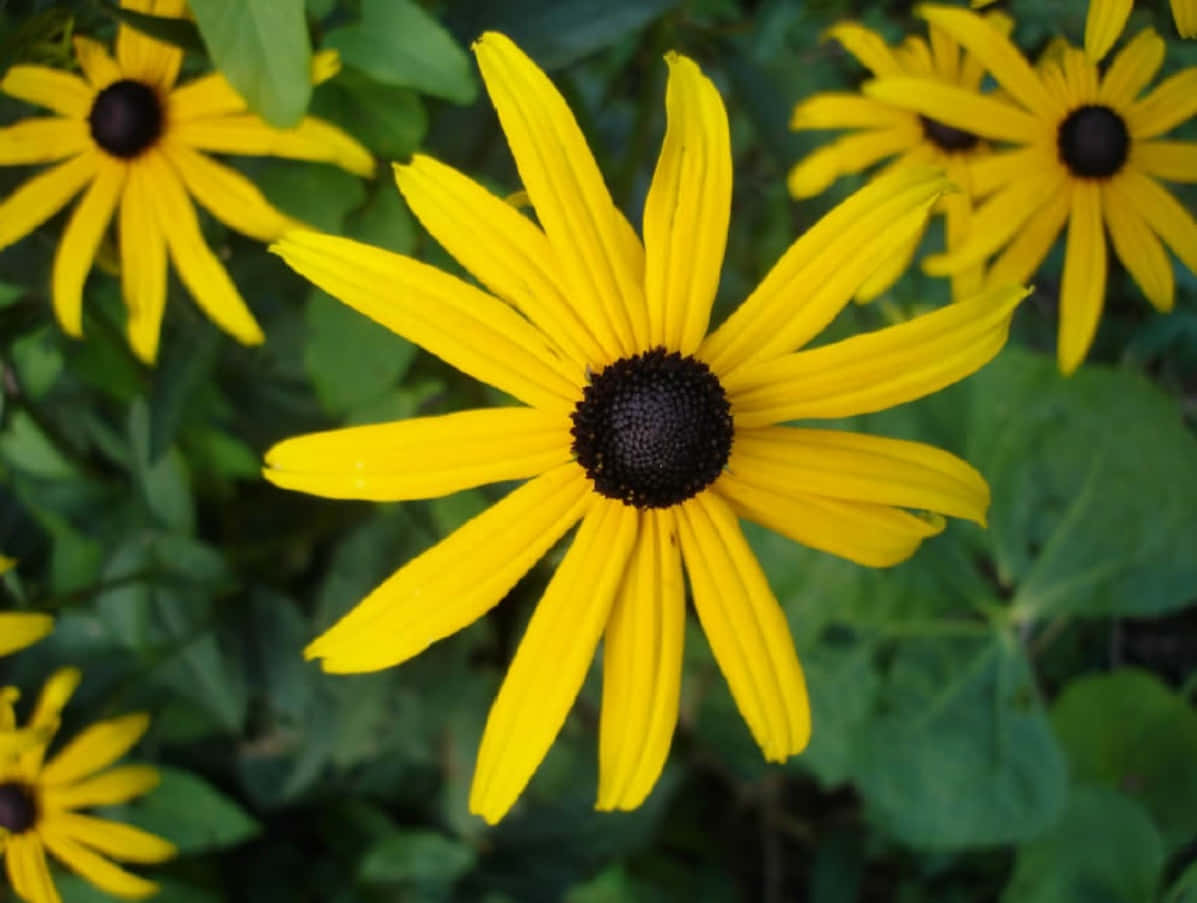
[0,411,79,479]
[312,67,428,163]
[148,322,221,462]
[251,160,366,234]
[1051,668,1197,848]
[795,641,881,788]
[126,767,260,854]
[129,400,194,533]
[359,830,477,886]
[325,0,477,104]
[345,180,417,256]
[1001,787,1164,903]
[188,0,312,127]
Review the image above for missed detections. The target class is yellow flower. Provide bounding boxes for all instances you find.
[1,669,173,902]
[265,33,1024,824]
[867,4,1197,373]
[789,15,1010,302]
[0,0,374,364]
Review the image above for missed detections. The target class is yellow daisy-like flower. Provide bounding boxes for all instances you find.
[265,33,1025,824]
[0,668,173,903]
[0,0,374,364]
[0,558,52,661]
[866,4,1197,373]
[789,16,1010,302]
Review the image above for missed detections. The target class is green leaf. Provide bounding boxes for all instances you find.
[1166,862,1197,903]
[125,767,260,855]
[325,0,477,104]
[1001,787,1164,903]
[855,633,1067,848]
[148,322,221,463]
[251,160,366,234]
[311,67,428,163]
[359,830,477,886]
[129,400,195,533]
[1051,668,1197,848]
[187,0,312,127]
[0,411,79,479]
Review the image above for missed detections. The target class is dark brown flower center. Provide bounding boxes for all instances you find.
[1058,105,1129,178]
[0,781,37,833]
[571,348,733,509]
[920,115,979,153]
[89,79,163,158]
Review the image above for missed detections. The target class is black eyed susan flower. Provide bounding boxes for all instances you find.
[0,668,173,903]
[866,4,1197,374]
[790,15,1010,302]
[0,0,374,364]
[264,33,1026,824]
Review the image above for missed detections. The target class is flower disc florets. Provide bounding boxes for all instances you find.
[0,781,36,833]
[88,79,163,158]
[571,347,733,509]
[1057,105,1129,178]
[919,115,979,153]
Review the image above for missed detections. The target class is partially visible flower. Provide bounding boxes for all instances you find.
[973,0,1195,41]
[790,15,1010,302]
[867,4,1197,373]
[0,0,374,363]
[0,558,52,660]
[0,669,173,902]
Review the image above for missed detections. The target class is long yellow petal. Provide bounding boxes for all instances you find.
[0,613,54,656]
[52,157,126,337]
[1118,169,1197,276]
[966,146,1041,198]
[173,114,374,177]
[643,53,731,355]
[726,282,1026,426]
[19,668,81,778]
[41,713,150,786]
[160,139,296,241]
[1133,140,1197,184]
[855,227,923,303]
[470,499,637,824]
[864,76,1042,144]
[787,125,920,197]
[1175,0,1197,37]
[1084,0,1132,61]
[1098,28,1165,106]
[72,36,121,90]
[140,150,264,346]
[0,65,93,117]
[597,508,684,811]
[1058,182,1106,375]
[1128,68,1197,139]
[984,185,1071,288]
[5,834,61,903]
[825,23,903,76]
[729,427,989,524]
[394,155,607,368]
[0,118,89,165]
[0,151,98,252]
[39,829,158,899]
[264,407,572,501]
[167,50,342,122]
[473,32,648,355]
[701,167,950,375]
[116,0,185,91]
[307,463,592,672]
[677,491,810,762]
[790,93,911,130]
[1103,176,1173,312]
[119,160,169,364]
[272,230,582,412]
[40,766,160,810]
[44,814,174,863]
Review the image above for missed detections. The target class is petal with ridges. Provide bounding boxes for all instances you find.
[1,65,93,117]
[6,834,61,903]
[0,117,89,165]
[41,713,150,786]
[1103,176,1173,312]
[1084,0,1132,61]
[787,125,920,198]
[725,282,1026,426]
[264,407,572,501]
[45,814,174,863]
[1133,140,1197,184]
[52,156,126,337]
[272,231,583,412]
[643,53,731,355]
[116,0,185,91]
[1119,169,1197,276]
[597,509,684,811]
[470,499,638,824]
[985,186,1071,288]
[790,93,911,130]
[0,613,54,656]
[394,155,607,367]
[0,151,98,252]
[308,463,592,673]
[864,76,1042,144]
[119,159,169,364]
[1128,68,1197,139]
[39,830,157,899]
[73,36,121,89]
[473,32,648,356]
[41,766,160,810]
[1058,181,1106,375]
[677,491,810,761]
[1099,28,1165,106]
[855,227,922,303]
[173,115,375,177]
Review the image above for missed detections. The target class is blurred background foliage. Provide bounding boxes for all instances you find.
[0,0,1195,900]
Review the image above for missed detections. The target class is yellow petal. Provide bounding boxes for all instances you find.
[1098,28,1164,106]
[271,230,582,413]
[966,146,1041,198]
[0,117,89,165]
[470,499,638,824]
[473,32,648,356]
[896,35,935,76]
[863,76,1042,144]
[676,491,810,761]
[701,166,950,375]
[44,814,174,863]
[1057,182,1106,375]
[119,160,169,364]
[729,426,989,524]
[1103,175,1174,312]
[307,463,592,673]
[942,188,984,302]
[19,668,81,776]
[116,0,185,91]
[52,157,126,338]
[39,829,158,899]
[0,151,98,252]
[825,23,903,76]
[264,407,572,501]
[1118,169,1197,277]
[597,509,684,811]
[167,72,247,121]
[929,23,960,82]
[72,36,121,90]
[41,713,150,786]
[789,93,910,130]
[725,282,1026,426]
[787,125,920,197]
[173,114,375,177]
[5,834,61,903]
[1175,0,1197,36]
[1133,140,1197,184]
[643,53,731,355]
[1128,68,1197,139]
[0,613,54,656]
[161,139,296,241]
[1,65,93,117]
[854,228,923,303]
[717,473,944,567]
[984,186,1071,288]
[40,766,160,810]
[1084,0,1132,61]
[394,155,607,368]
[140,150,264,346]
